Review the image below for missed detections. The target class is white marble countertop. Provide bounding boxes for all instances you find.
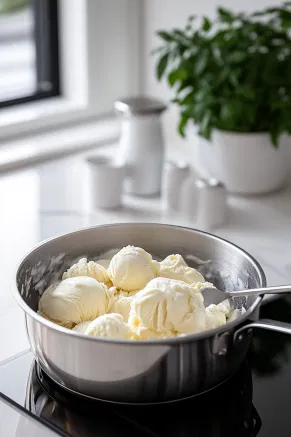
[1,150,291,363]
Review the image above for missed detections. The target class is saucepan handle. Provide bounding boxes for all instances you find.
[234,318,291,342]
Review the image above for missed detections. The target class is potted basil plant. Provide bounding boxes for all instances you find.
[154,4,291,194]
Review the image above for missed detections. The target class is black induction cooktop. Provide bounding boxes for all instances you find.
[1,296,291,437]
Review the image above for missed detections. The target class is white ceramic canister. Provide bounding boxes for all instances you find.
[87,155,125,209]
[114,96,167,196]
[162,160,189,211]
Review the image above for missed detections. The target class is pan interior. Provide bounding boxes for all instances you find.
[16,224,265,317]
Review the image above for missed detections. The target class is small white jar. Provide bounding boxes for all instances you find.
[180,175,227,229]
[195,178,227,229]
[87,155,125,209]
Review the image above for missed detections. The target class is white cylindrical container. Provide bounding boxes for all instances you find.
[195,178,227,230]
[115,97,167,196]
[162,160,189,211]
[87,155,125,209]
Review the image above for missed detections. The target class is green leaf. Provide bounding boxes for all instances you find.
[236,86,256,100]
[215,67,229,85]
[228,51,247,63]
[168,70,178,87]
[271,129,279,147]
[199,111,212,140]
[177,80,192,93]
[156,53,169,80]
[195,51,208,75]
[202,17,212,31]
[220,101,243,130]
[271,100,290,110]
[180,91,195,106]
[279,10,291,28]
[194,88,209,102]
[229,71,239,87]
[280,9,291,18]
[178,112,189,137]
[156,31,173,42]
[252,7,279,17]
[242,103,257,126]
[192,101,206,120]
[167,68,187,87]
[171,29,191,45]
[265,7,280,14]
[217,7,235,23]
[211,29,229,44]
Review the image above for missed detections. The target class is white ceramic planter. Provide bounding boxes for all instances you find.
[194,130,290,195]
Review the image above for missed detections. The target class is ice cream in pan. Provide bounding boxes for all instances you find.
[38,245,238,340]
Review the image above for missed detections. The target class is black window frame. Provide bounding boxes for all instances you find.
[0,0,60,109]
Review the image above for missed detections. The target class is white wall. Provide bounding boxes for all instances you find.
[141,0,282,165]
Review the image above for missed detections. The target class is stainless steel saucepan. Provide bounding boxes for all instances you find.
[12,223,291,405]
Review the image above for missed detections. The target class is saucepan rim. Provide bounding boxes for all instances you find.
[11,223,266,346]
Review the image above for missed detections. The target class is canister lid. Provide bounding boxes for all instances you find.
[114,96,167,116]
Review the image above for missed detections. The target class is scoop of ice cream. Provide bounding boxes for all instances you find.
[85,313,133,339]
[109,293,134,322]
[134,326,166,340]
[39,277,112,325]
[205,299,231,329]
[38,311,74,329]
[72,321,91,333]
[108,246,158,292]
[63,258,112,287]
[129,277,206,335]
[159,254,205,284]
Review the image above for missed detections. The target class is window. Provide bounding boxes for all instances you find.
[0,0,60,108]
